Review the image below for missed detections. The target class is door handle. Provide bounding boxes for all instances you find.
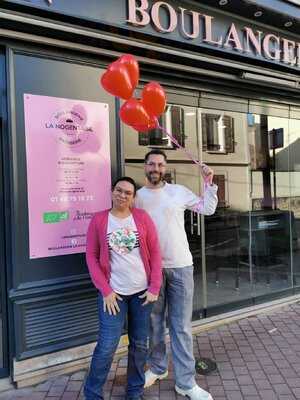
[190,210,194,235]
[197,213,201,236]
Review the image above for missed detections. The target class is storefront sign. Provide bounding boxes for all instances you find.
[24,94,111,259]
[127,0,300,67]
[4,0,300,70]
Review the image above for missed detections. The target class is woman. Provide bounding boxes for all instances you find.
[84,177,162,400]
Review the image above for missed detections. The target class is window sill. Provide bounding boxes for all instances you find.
[206,150,228,154]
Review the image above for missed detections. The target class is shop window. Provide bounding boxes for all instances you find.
[213,174,226,208]
[202,114,235,153]
[164,169,176,184]
[139,105,185,148]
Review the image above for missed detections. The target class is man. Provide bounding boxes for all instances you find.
[135,149,218,400]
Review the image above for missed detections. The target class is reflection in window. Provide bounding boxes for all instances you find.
[138,105,185,148]
[202,114,235,153]
[213,175,226,208]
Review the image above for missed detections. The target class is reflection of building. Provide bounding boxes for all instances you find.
[1,0,300,390]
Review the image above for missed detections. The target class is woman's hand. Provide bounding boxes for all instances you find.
[139,291,158,306]
[103,292,123,315]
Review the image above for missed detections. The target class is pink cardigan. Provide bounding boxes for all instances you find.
[86,208,162,297]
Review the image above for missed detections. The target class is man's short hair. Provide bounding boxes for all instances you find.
[144,149,167,163]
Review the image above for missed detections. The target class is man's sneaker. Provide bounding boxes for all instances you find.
[175,384,214,400]
[144,370,168,388]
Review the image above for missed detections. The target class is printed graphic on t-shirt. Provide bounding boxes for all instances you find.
[107,228,140,255]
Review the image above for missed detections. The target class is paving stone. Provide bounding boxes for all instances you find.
[218,370,236,380]
[233,366,248,375]
[60,393,79,400]
[254,379,272,390]
[291,387,300,398]
[111,386,126,396]
[243,397,261,400]
[285,377,300,388]
[248,369,266,380]
[263,365,280,374]
[223,390,243,400]
[70,371,86,381]
[205,376,223,385]
[236,375,253,385]
[240,385,258,396]
[44,397,61,400]
[52,377,69,387]
[217,362,232,371]
[272,383,293,395]
[267,374,286,384]
[65,381,82,392]
[222,380,240,391]
[159,381,175,391]
[258,357,274,366]
[1,388,33,398]
[35,382,52,392]
[246,361,261,370]
[279,368,299,378]
[209,385,226,395]
[258,389,278,399]
[230,358,246,367]
[159,391,176,400]
[47,386,65,397]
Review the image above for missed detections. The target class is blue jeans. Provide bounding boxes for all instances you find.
[84,291,153,400]
[149,266,196,390]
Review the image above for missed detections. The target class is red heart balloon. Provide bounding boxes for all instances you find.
[142,82,166,117]
[120,99,152,129]
[131,115,159,132]
[101,62,133,100]
[118,54,139,91]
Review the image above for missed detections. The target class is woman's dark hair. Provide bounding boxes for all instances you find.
[112,176,137,196]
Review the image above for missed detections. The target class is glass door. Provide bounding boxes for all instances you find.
[198,94,254,316]
[247,105,293,300]
[200,95,294,315]
[289,107,300,290]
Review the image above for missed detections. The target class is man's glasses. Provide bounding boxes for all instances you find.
[113,187,134,197]
[145,162,167,169]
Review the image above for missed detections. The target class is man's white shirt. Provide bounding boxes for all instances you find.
[135,182,218,269]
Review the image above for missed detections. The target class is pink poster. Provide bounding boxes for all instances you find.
[24,94,111,259]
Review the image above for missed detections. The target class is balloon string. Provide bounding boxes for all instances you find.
[157,124,203,167]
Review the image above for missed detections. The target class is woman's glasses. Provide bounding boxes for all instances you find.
[113,187,134,197]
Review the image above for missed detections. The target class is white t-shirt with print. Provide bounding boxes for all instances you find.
[135,183,218,268]
[107,212,147,295]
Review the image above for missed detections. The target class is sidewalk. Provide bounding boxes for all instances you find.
[1,301,300,400]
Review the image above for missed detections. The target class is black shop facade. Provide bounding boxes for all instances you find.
[1,0,300,387]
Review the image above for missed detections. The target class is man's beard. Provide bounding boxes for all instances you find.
[146,171,164,185]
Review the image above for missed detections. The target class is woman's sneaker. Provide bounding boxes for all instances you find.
[175,384,214,400]
[144,370,168,388]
